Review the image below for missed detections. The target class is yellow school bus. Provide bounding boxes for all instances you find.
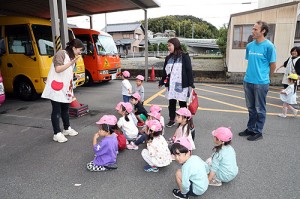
[0,16,85,100]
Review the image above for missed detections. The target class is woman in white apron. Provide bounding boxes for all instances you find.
[276,47,300,88]
[42,39,84,143]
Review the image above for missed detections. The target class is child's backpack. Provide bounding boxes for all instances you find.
[114,130,126,151]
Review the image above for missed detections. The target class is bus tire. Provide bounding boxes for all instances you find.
[84,70,93,86]
[14,77,38,101]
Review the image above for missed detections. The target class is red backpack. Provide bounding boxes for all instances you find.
[114,130,127,151]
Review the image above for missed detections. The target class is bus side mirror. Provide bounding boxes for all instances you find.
[0,38,6,56]
[24,42,34,56]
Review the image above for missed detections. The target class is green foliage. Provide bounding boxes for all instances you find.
[142,15,218,39]
[216,24,228,56]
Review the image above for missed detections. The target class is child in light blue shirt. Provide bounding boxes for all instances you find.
[170,138,209,199]
[207,127,238,186]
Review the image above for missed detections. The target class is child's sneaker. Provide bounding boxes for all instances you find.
[53,132,68,143]
[137,122,144,127]
[144,165,159,172]
[292,109,298,117]
[278,113,287,118]
[127,142,138,150]
[209,178,222,186]
[62,127,78,136]
[172,189,189,199]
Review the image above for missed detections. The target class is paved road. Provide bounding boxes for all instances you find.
[0,81,299,199]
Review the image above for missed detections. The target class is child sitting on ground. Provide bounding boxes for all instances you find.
[127,111,162,150]
[150,105,165,134]
[278,74,298,118]
[206,127,238,186]
[130,93,148,127]
[116,102,138,142]
[87,115,118,172]
[121,71,132,102]
[115,102,138,126]
[141,120,172,172]
[170,138,209,198]
[169,108,195,150]
[134,75,145,104]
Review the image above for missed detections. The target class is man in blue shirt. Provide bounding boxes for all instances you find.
[239,20,276,141]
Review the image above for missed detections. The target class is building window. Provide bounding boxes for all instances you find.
[232,24,275,49]
[123,34,130,39]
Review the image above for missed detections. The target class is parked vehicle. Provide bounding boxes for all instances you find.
[0,16,85,100]
[0,71,5,106]
[72,28,121,85]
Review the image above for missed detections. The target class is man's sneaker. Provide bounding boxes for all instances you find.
[144,165,159,172]
[238,129,255,136]
[53,132,68,143]
[247,133,263,141]
[127,142,138,150]
[292,109,298,117]
[62,127,78,136]
[166,120,176,127]
[209,179,222,187]
[278,113,287,118]
[172,189,189,199]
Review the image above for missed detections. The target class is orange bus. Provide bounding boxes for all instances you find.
[72,28,121,85]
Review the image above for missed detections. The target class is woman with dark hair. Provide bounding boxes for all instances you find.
[158,38,195,127]
[42,39,85,143]
[276,46,300,88]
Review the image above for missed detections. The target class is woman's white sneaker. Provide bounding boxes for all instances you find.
[62,127,78,136]
[53,132,68,143]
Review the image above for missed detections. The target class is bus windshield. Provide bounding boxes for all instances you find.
[92,34,118,55]
[32,24,74,56]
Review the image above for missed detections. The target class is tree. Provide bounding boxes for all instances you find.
[217,24,228,56]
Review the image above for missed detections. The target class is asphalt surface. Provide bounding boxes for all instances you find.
[0,81,299,199]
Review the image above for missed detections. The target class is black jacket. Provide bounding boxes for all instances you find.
[159,53,195,88]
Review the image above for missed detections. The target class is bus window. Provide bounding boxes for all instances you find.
[92,34,118,55]
[75,34,94,55]
[6,25,31,54]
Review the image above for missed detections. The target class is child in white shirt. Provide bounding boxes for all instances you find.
[121,71,132,102]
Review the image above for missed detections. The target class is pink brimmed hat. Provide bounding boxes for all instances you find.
[131,93,141,101]
[96,115,117,125]
[122,102,133,113]
[148,111,161,121]
[136,75,145,81]
[174,137,192,151]
[115,102,124,110]
[145,120,162,132]
[176,108,192,119]
[122,70,130,78]
[150,105,162,113]
[212,127,233,142]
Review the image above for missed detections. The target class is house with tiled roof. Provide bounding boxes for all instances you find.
[103,22,145,56]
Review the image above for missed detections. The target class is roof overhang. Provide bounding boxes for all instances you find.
[0,0,160,19]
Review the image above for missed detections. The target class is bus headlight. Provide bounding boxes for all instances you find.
[99,70,109,75]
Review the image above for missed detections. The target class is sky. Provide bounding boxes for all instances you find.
[67,0,258,31]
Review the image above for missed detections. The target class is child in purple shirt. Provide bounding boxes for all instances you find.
[87,115,118,172]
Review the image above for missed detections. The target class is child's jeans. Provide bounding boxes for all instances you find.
[123,95,130,102]
[134,133,148,145]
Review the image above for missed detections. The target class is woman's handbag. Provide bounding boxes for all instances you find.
[188,89,198,115]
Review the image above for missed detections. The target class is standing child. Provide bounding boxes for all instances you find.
[207,127,238,186]
[278,74,298,118]
[170,138,209,199]
[169,108,195,150]
[134,75,145,104]
[121,70,132,102]
[130,93,148,127]
[141,120,172,172]
[87,115,118,172]
[116,102,138,141]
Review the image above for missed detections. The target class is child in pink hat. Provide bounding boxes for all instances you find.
[116,102,138,141]
[133,75,145,104]
[170,137,209,198]
[121,70,132,102]
[141,120,172,172]
[169,108,195,150]
[87,115,118,172]
[206,127,238,186]
[130,93,148,127]
[149,105,165,135]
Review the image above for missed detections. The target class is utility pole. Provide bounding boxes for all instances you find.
[192,22,194,39]
[178,22,180,37]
